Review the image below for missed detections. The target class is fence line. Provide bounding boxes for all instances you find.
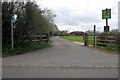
[24,34,49,42]
[85,35,117,47]
[96,36,116,46]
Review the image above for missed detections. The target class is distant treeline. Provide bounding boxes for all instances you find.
[2,1,58,48]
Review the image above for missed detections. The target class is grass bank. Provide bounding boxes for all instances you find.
[2,41,51,57]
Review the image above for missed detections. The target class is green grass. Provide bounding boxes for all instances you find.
[2,41,51,57]
[59,36,84,42]
[93,44,120,52]
[59,36,94,43]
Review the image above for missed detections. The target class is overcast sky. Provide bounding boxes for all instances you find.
[118,1,120,31]
[36,0,119,32]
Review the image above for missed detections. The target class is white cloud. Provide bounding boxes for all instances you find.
[36,0,119,32]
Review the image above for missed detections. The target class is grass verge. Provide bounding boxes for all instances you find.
[92,44,120,52]
[2,41,51,57]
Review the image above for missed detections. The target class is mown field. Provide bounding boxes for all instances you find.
[59,36,84,42]
[59,36,94,42]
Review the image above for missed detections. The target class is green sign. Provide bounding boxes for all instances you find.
[102,9,111,19]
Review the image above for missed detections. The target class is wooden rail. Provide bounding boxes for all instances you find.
[24,34,49,42]
[96,36,116,46]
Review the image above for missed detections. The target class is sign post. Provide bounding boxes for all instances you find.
[11,16,16,50]
[102,8,111,32]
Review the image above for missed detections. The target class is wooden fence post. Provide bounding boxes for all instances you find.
[93,25,96,46]
[46,33,49,43]
[84,33,88,46]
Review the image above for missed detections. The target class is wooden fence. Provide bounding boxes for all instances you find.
[96,36,116,46]
[84,35,94,46]
[84,35,117,47]
[24,34,49,42]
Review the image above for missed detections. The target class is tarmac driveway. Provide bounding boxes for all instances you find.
[2,37,118,78]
